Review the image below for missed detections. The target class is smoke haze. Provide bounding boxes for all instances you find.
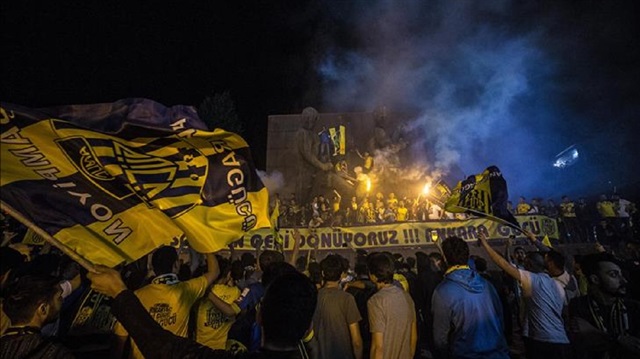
[314,0,640,199]
[257,170,286,200]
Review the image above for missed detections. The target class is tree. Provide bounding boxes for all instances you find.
[197,91,244,135]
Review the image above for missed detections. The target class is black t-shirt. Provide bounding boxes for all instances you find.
[569,295,640,359]
[0,328,74,359]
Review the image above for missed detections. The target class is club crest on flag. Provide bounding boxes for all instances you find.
[55,130,208,218]
[541,217,557,236]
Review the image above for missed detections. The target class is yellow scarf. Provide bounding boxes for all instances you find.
[445,264,470,275]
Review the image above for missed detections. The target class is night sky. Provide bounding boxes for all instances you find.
[2,1,639,200]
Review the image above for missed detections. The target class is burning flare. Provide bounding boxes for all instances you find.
[422,183,431,196]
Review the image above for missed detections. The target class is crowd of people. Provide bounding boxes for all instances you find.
[273,190,638,245]
[296,120,637,248]
[1,212,639,359]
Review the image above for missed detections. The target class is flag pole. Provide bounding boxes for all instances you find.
[1,201,97,273]
[444,201,523,231]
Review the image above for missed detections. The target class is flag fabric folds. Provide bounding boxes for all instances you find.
[425,181,452,206]
[1,99,270,267]
[445,165,520,229]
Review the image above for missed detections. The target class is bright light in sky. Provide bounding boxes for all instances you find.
[553,145,579,168]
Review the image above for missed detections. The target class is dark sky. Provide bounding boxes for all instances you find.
[2,1,639,199]
[1,1,323,169]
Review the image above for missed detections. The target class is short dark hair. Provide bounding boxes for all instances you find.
[295,256,307,272]
[152,246,178,275]
[428,252,444,261]
[259,250,284,270]
[405,257,416,269]
[367,252,395,284]
[320,255,344,281]
[307,262,322,286]
[340,256,350,272]
[26,253,60,277]
[230,260,244,282]
[525,252,545,272]
[262,262,298,289]
[394,259,404,271]
[261,271,317,346]
[216,255,232,282]
[441,236,469,266]
[581,252,621,278]
[4,275,60,324]
[0,247,25,277]
[415,252,429,268]
[545,250,566,270]
[354,262,369,277]
[241,253,256,268]
[473,256,488,272]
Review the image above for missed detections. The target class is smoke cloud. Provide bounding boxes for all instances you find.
[257,170,286,199]
[314,0,639,199]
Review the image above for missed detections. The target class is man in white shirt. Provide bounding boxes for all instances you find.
[479,233,571,359]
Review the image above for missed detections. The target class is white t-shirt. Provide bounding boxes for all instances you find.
[428,204,442,220]
[552,271,579,305]
[617,199,631,217]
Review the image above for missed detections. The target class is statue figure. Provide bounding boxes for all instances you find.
[295,107,354,203]
[368,106,393,153]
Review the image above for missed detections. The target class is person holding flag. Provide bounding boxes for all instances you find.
[445,166,520,230]
[112,247,220,359]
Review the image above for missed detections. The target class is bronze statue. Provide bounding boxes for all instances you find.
[295,107,354,203]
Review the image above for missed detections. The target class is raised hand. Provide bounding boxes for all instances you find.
[87,265,128,298]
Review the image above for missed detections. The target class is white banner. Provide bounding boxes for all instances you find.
[230,215,558,251]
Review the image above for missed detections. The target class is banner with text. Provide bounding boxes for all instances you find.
[230,215,558,251]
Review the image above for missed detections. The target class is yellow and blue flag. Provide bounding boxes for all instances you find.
[328,125,346,156]
[1,99,270,267]
[445,165,520,229]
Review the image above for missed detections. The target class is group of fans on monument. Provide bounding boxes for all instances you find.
[1,208,639,359]
[305,123,636,245]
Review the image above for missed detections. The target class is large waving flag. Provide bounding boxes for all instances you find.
[1,99,270,267]
[445,165,520,229]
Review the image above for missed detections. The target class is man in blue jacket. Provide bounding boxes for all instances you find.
[431,236,509,359]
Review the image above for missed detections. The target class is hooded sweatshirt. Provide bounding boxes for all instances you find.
[432,268,509,359]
